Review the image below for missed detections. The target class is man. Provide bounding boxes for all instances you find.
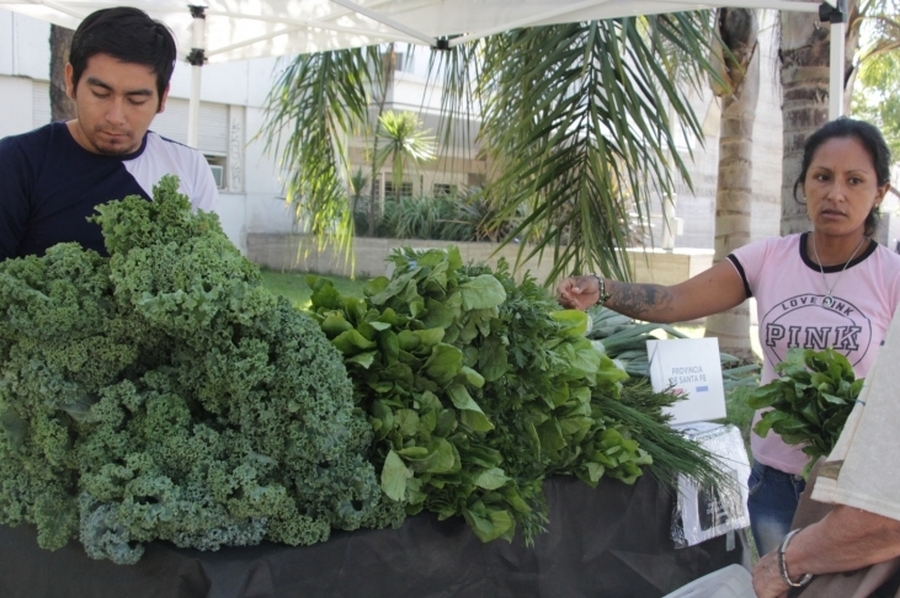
[0,6,219,260]
[752,304,900,597]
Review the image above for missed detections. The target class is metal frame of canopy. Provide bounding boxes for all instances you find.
[0,0,845,147]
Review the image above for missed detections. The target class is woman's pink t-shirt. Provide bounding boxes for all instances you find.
[728,232,900,475]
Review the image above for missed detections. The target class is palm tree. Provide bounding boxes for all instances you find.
[259,14,718,283]
[372,110,437,201]
[704,8,760,361]
[852,51,900,157]
[779,0,861,234]
[50,24,76,122]
[260,48,382,261]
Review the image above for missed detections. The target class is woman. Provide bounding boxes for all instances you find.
[556,117,900,556]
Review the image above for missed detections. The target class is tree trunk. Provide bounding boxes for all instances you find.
[705,8,759,362]
[779,0,859,235]
[50,25,76,122]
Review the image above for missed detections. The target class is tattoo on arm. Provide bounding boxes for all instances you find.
[607,282,676,320]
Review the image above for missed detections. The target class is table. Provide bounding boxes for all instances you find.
[0,473,743,598]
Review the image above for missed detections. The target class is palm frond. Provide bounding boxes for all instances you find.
[474,15,716,282]
[256,47,386,261]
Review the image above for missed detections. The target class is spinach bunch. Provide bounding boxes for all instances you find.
[748,348,862,473]
[308,247,659,544]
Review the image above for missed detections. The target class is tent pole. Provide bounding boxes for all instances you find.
[821,0,846,119]
[188,6,207,149]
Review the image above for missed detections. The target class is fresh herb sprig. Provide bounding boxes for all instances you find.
[748,348,862,475]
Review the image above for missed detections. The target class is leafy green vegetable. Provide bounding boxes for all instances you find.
[748,348,862,475]
[0,177,723,562]
[0,176,402,564]
[308,247,719,544]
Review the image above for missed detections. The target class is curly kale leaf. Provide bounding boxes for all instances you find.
[0,175,402,564]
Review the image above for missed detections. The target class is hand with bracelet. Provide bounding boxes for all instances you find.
[554,264,747,324]
[555,274,611,311]
[751,506,900,598]
[752,527,813,598]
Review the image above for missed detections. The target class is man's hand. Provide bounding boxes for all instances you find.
[752,550,791,598]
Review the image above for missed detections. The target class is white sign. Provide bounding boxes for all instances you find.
[646,337,726,425]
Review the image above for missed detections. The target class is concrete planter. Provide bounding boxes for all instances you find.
[246,233,714,287]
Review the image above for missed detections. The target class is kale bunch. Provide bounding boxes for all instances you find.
[0,176,401,564]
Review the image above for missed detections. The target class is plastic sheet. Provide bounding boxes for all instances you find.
[0,474,743,598]
[661,564,754,598]
[670,423,751,548]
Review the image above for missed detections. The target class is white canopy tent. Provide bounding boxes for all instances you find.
[0,0,844,146]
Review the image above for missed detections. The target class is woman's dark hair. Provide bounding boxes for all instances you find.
[793,117,892,237]
[69,7,177,110]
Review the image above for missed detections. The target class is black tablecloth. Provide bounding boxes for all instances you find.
[0,474,743,598]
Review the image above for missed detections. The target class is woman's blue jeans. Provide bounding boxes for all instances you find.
[747,460,806,557]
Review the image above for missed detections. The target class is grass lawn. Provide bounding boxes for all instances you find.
[259,269,368,309]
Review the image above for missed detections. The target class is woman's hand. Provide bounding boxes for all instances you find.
[556,275,601,310]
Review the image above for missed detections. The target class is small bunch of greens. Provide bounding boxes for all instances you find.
[307,247,718,544]
[0,176,401,565]
[748,348,862,472]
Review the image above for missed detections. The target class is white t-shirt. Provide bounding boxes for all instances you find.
[728,233,900,475]
[813,303,900,520]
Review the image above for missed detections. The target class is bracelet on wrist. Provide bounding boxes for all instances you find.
[591,274,612,306]
[779,528,813,588]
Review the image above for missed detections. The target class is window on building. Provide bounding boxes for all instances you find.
[205,154,227,190]
[384,180,414,199]
[393,52,412,73]
[432,183,457,197]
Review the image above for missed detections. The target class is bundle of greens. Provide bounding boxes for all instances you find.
[0,176,401,565]
[748,348,862,474]
[307,247,719,544]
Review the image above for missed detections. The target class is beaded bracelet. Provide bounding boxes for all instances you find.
[591,274,612,306]
[779,528,813,588]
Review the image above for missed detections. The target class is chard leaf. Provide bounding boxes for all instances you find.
[424,344,464,386]
[459,366,485,389]
[394,409,420,436]
[473,467,509,490]
[320,313,352,336]
[347,351,376,368]
[550,309,590,337]
[458,275,506,310]
[331,329,377,354]
[421,297,457,329]
[382,450,413,501]
[447,384,493,432]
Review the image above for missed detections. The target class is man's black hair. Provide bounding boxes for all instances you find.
[69,6,177,109]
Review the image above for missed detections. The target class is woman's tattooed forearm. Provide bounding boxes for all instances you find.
[606,282,676,319]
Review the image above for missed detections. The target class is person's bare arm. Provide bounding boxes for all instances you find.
[556,260,747,323]
[752,506,900,598]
